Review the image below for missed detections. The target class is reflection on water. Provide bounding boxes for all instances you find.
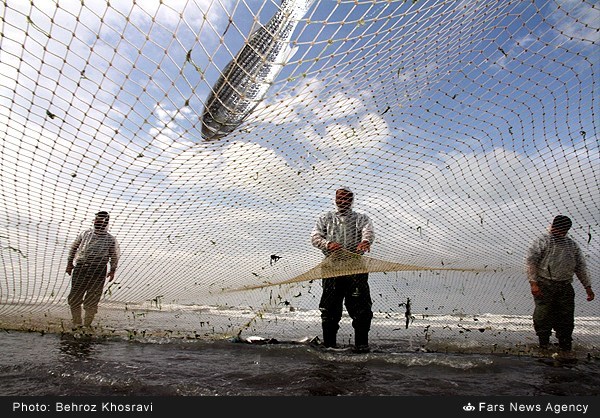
[0,330,599,396]
[59,334,98,359]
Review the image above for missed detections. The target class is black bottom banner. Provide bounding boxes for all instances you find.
[1,396,598,417]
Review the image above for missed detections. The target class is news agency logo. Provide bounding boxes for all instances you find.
[463,403,475,412]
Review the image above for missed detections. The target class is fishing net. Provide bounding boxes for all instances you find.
[0,0,598,356]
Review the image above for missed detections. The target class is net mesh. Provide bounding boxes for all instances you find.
[0,0,598,355]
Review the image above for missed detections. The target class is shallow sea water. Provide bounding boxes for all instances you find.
[1,330,599,397]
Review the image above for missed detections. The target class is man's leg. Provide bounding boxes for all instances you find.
[554,284,575,351]
[319,278,344,347]
[346,274,373,351]
[533,281,553,348]
[70,306,83,327]
[67,267,85,327]
[82,269,106,327]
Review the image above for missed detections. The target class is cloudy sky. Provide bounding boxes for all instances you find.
[0,0,598,314]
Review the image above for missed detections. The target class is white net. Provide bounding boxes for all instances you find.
[0,0,598,355]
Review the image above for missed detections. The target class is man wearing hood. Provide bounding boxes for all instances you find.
[311,188,375,352]
[65,211,120,328]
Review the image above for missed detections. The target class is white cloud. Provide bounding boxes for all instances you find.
[0,0,597,312]
[218,141,310,200]
[549,0,600,43]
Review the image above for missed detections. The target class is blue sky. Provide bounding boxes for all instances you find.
[0,0,598,313]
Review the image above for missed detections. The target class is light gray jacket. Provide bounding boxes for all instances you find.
[67,229,120,272]
[311,210,374,257]
[526,233,590,287]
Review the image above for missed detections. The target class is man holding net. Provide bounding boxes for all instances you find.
[526,215,594,352]
[311,187,375,353]
[65,211,120,328]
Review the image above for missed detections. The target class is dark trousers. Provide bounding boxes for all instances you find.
[319,273,373,346]
[532,279,575,349]
[68,264,107,324]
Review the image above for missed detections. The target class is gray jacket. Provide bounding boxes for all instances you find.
[311,210,374,256]
[67,229,120,272]
[526,233,590,287]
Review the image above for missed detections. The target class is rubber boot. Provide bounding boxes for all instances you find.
[83,312,95,327]
[71,307,82,328]
[538,335,550,349]
[354,329,370,353]
[322,324,338,348]
[558,338,572,352]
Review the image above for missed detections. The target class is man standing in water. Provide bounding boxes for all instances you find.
[526,215,594,351]
[311,188,375,353]
[66,211,120,328]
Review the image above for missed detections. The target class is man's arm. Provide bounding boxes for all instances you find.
[527,263,542,297]
[526,262,538,283]
[311,214,329,252]
[65,233,82,275]
[525,237,543,297]
[107,237,120,281]
[357,215,374,253]
[573,244,594,301]
[584,285,595,302]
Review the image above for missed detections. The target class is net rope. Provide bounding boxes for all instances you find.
[0,0,598,355]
